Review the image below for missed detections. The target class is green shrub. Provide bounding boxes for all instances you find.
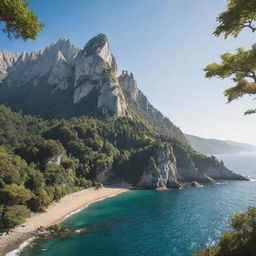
[0,205,30,228]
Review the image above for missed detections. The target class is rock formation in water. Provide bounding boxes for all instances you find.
[137,144,181,189]
[136,144,247,189]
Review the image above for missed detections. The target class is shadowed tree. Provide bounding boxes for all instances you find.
[0,0,44,40]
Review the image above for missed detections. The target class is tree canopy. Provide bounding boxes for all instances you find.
[214,0,256,38]
[205,0,256,115]
[204,45,256,115]
[0,0,44,40]
[0,105,223,228]
[194,207,256,256]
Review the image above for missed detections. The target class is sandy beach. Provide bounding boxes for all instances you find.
[0,186,130,256]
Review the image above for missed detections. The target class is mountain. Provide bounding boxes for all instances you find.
[185,134,256,155]
[0,34,185,142]
[0,50,21,74]
[0,34,248,192]
[223,140,256,152]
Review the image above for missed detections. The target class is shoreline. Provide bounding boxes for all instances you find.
[0,186,130,256]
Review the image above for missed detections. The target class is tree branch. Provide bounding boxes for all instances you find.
[242,20,256,32]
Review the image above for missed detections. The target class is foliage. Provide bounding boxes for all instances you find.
[0,0,44,40]
[0,105,225,228]
[205,0,256,115]
[214,0,256,38]
[0,205,30,228]
[194,207,256,256]
[205,45,256,114]
[0,184,31,205]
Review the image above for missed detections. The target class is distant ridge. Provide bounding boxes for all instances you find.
[185,134,256,155]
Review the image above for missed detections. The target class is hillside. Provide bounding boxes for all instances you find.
[185,134,256,155]
[0,34,247,229]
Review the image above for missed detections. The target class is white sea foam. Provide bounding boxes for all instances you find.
[245,175,256,181]
[5,236,36,256]
[5,190,126,256]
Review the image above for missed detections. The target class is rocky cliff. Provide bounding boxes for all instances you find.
[118,71,185,143]
[0,34,184,141]
[137,144,181,189]
[0,50,21,74]
[114,141,247,190]
[1,35,129,117]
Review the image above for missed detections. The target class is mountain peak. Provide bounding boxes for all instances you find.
[84,33,109,53]
[0,34,186,142]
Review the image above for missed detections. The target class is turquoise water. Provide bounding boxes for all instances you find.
[21,153,256,256]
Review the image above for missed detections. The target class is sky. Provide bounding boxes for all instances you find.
[1,0,256,144]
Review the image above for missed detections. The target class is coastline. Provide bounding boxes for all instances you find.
[0,186,130,256]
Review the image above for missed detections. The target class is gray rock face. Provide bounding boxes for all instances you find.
[0,50,21,73]
[3,34,128,117]
[136,143,247,189]
[45,153,62,165]
[118,71,186,142]
[138,144,181,189]
[73,34,128,116]
[95,167,112,184]
[5,39,79,89]
[202,166,246,181]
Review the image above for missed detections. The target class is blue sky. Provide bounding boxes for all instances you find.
[1,0,256,144]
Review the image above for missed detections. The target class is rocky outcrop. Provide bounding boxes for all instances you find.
[202,166,247,181]
[0,34,185,137]
[0,50,21,74]
[138,144,181,189]
[118,71,186,142]
[1,34,128,117]
[45,153,62,165]
[95,167,113,184]
[191,181,202,187]
[135,143,248,189]
[5,38,79,88]
[73,34,128,116]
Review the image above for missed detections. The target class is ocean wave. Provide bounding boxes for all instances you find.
[245,176,256,182]
[5,236,36,256]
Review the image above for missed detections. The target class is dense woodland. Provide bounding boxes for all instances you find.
[0,105,223,228]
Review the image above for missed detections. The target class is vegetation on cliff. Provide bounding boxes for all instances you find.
[0,105,228,228]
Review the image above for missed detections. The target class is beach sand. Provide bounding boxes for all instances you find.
[0,186,130,256]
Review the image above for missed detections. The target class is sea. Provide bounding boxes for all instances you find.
[19,152,256,256]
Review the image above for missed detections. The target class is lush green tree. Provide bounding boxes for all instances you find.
[205,45,256,114]
[24,169,45,192]
[194,207,256,256]
[214,0,256,38]
[0,184,31,205]
[0,0,44,40]
[0,148,29,186]
[205,0,256,115]
[27,189,51,212]
[0,205,30,228]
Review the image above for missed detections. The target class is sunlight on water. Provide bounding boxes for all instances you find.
[21,153,256,256]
